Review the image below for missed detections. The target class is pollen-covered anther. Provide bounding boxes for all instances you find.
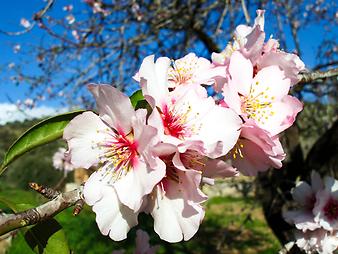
[97,132,138,182]
[168,57,198,85]
[230,142,244,160]
[161,103,197,139]
[241,85,274,122]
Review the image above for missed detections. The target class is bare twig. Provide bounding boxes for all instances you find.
[241,0,251,24]
[314,61,338,70]
[33,0,55,21]
[214,0,229,35]
[29,182,60,200]
[0,186,83,236]
[73,199,85,216]
[0,0,54,36]
[298,67,338,84]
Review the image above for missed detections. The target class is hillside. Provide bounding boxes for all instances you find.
[0,119,66,190]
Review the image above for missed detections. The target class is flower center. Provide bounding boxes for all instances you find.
[158,155,180,192]
[227,141,244,160]
[180,150,206,170]
[323,198,338,221]
[99,130,138,182]
[241,82,275,124]
[160,104,193,139]
[168,58,197,86]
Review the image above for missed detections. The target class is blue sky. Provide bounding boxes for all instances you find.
[0,0,335,113]
[0,0,79,107]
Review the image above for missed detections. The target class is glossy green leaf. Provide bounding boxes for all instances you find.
[129,89,144,108]
[0,110,85,175]
[24,219,70,254]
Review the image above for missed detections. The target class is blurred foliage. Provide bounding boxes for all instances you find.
[0,119,66,190]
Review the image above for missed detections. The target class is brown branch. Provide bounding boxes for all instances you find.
[0,186,83,236]
[314,61,338,71]
[298,67,338,84]
[29,182,60,199]
[33,0,55,21]
[214,0,229,35]
[192,27,220,53]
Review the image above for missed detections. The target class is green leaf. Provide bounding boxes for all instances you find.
[129,90,144,108]
[0,110,85,175]
[24,219,70,254]
[0,195,18,212]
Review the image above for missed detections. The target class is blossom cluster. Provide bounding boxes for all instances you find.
[283,172,338,254]
[63,10,305,243]
[52,147,75,174]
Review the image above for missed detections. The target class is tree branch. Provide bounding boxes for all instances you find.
[298,67,338,84]
[0,186,83,236]
[241,0,251,24]
[192,27,220,53]
[0,0,54,36]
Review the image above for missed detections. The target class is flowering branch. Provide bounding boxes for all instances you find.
[0,0,54,36]
[0,185,83,236]
[298,67,338,84]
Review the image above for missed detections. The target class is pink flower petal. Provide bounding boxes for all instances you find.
[228,51,253,96]
[88,84,135,134]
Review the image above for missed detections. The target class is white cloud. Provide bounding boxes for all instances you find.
[0,103,67,125]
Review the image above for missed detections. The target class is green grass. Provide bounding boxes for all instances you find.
[2,189,281,254]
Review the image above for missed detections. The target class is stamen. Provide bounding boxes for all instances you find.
[241,84,275,123]
[96,132,138,183]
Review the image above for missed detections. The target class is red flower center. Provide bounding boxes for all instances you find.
[323,198,338,221]
[160,105,189,139]
[102,132,138,175]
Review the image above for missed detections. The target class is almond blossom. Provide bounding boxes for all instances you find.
[283,172,338,254]
[223,51,302,136]
[144,141,239,242]
[147,156,206,242]
[211,10,305,86]
[294,229,338,254]
[20,18,31,28]
[64,84,166,240]
[283,171,324,232]
[226,120,285,176]
[138,55,242,159]
[167,53,225,88]
[313,176,338,231]
[211,9,265,66]
[52,147,75,174]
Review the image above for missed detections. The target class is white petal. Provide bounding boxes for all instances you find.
[92,185,138,241]
[63,111,107,168]
[292,181,313,206]
[83,173,138,241]
[150,169,206,242]
[115,159,165,211]
[139,55,171,109]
